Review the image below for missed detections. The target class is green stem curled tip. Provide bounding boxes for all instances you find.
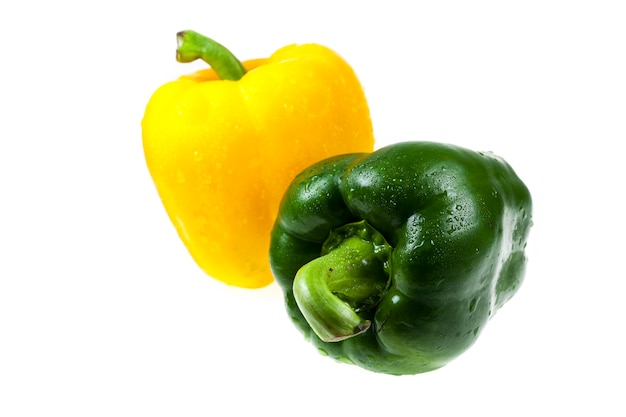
[176,30,247,81]
[293,222,392,342]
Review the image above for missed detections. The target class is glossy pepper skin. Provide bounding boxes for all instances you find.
[142,31,373,288]
[269,141,532,375]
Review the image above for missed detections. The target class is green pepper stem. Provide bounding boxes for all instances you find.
[293,223,391,342]
[176,30,247,81]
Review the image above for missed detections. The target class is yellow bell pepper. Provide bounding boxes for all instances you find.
[142,31,374,288]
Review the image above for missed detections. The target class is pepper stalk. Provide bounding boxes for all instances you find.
[293,221,392,342]
[176,30,247,81]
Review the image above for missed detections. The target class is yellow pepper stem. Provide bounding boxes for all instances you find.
[176,30,247,81]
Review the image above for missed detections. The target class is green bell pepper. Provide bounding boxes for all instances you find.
[269,141,532,375]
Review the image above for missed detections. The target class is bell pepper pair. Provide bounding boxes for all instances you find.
[142,31,532,375]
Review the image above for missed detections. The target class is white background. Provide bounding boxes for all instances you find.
[1,1,625,415]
